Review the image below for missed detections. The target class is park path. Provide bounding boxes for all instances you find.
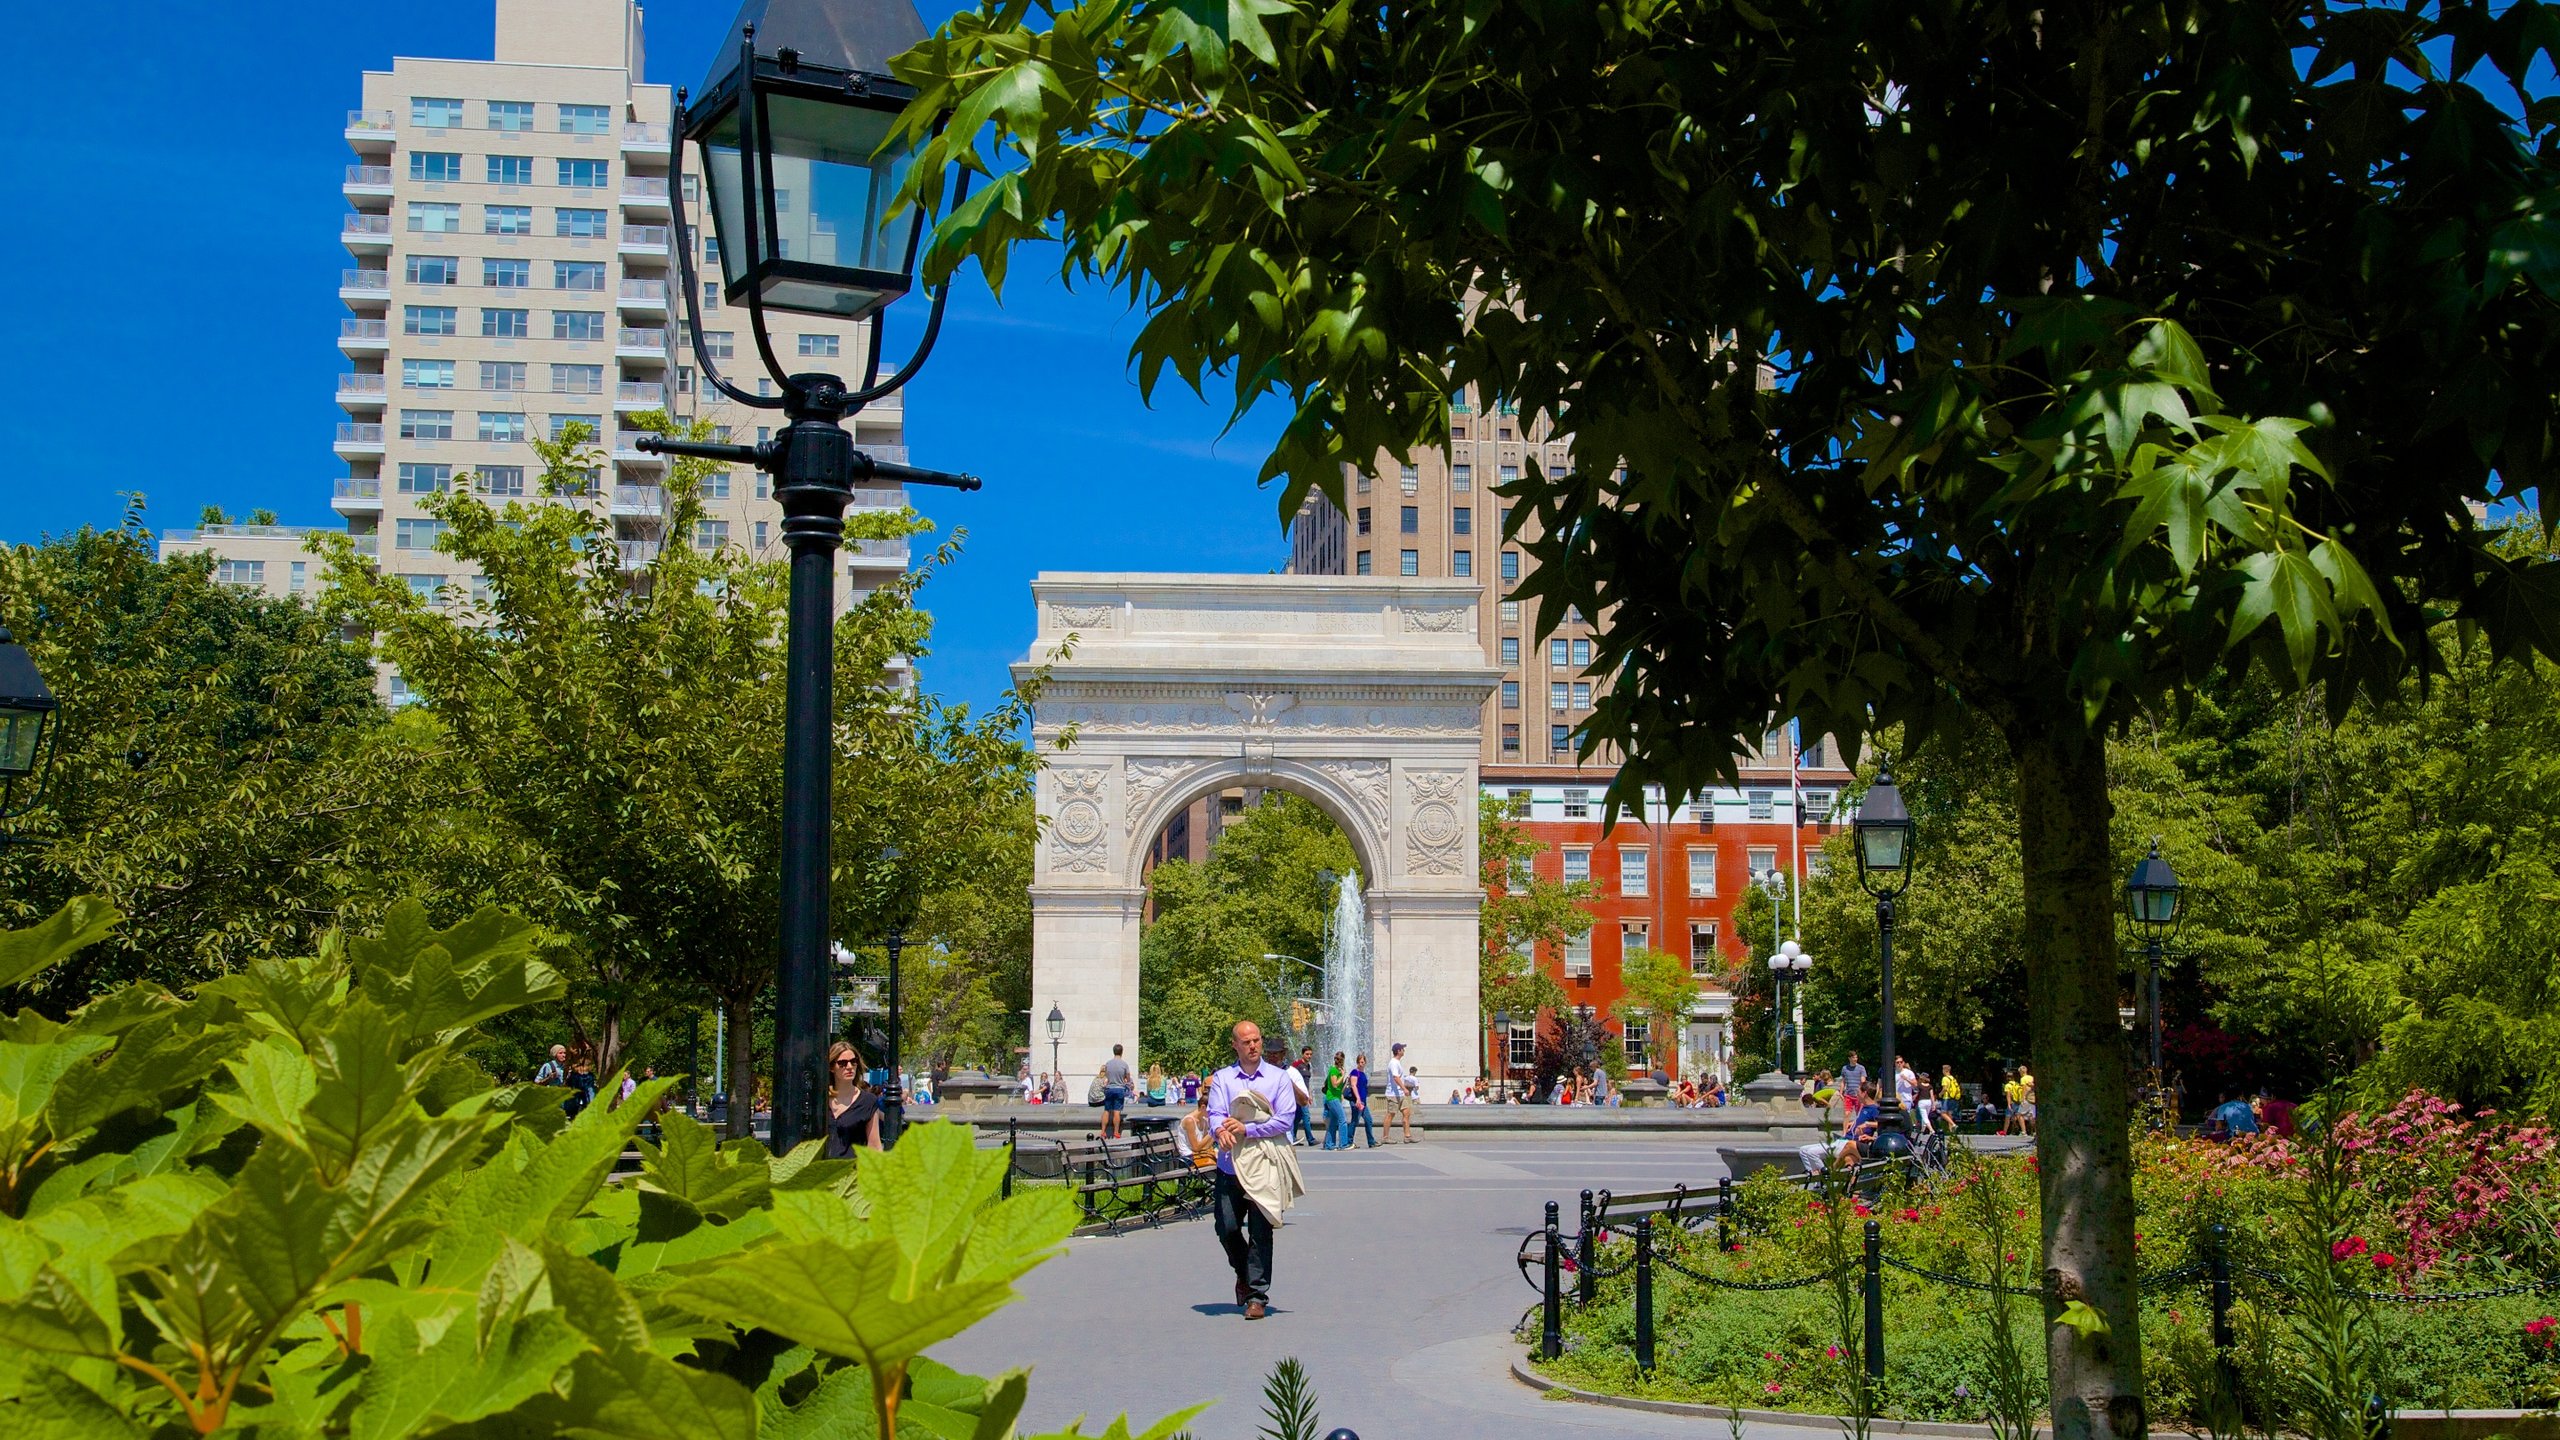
[935,1135,1865,1439]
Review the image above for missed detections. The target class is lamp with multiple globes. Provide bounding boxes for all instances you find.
[1766,940,1812,1075]
[1851,768,1916,1158]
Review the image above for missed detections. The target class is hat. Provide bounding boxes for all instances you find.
[1391,1042,1406,1053]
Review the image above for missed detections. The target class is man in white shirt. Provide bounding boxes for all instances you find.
[1894,1056,1918,1112]
[1284,1046,1317,1146]
[1383,1043,1419,1143]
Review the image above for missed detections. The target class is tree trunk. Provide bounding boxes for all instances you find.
[2013,732,2144,1440]
[724,991,756,1141]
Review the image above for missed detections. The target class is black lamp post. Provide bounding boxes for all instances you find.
[1768,940,1812,1076]
[1852,767,1916,1158]
[0,625,60,843]
[878,842,912,1146]
[2125,838,2183,1077]
[1045,1004,1065,1093]
[647,0,984,1153]
[1492,1007,1511,1102]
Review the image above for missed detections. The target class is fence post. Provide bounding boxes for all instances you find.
[1717,1176,1733,1252]
[1002,1118,1017,1199]
[1542,1200,1564,1361]
[1081,1159,1096,1222]
[1863,1218,1886,1381]
[1634,1216,1657,1374]
[1577,1189,1598,1307]
[2208,1223,2239,1413]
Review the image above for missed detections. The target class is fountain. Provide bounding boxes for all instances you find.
[1319,871,1373,1073]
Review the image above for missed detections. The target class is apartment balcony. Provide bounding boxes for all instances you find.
[845,538,909,570]
[610,485,666,521]
[335,372,387,410]
[615,327,666,360]
[340,212,392,253]
[617,540,662,570]
[848,486,907,512]
[343,164,393,201]
[335,422,385,457]
[614,381,665,411]
[338,318,389,354]
[339,268,390,305]
[618,224,669,261]
[346,109,395,152]
[611,432,664,467]
[621,122,671,154]
[349,533,380,559]
[618,176,669,213]
[616,278,667,314]
[333,477,383,514]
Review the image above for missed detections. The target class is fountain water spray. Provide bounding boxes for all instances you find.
[1320,872,1372,1073]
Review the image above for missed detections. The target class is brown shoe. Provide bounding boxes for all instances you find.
[1245,1299,1267,1321]
[1235,1280,1250,1308]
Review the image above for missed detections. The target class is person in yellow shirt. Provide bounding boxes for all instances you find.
[2000,1067,2025,1136]
[2018,1067,2037,1135]
[1937,1065,1962,1132]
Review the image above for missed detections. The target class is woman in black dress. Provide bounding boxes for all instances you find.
[824,1040,882,1156]
[564,1044,599,1119]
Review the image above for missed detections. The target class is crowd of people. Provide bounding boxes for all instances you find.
[1029,1042,1428,1149]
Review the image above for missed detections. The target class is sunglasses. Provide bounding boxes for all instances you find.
[833,1058,860,1067]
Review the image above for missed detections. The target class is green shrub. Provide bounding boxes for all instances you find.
[0,896,1197,1439]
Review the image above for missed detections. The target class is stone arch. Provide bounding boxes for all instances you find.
[1015,574,1502,1095]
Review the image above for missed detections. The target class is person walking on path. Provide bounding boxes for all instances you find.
[1320,1053,1352,1149]
[1348,1052,1379,1148]
[823,1040,883,1155]
[1287,1045,1319,1146]
[534,1044,569,1089]
[1100,1044,1135,1140]
[1999,1066,2024,1136]
[1384,1042,1420,1143]
[1839,1052,1868,1101]
[564,1045,599,1120]
[1206,1020,1303,1319]
[2017,1065,2038,1136]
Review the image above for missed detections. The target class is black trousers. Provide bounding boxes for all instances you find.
[1212,1169,1274,1303]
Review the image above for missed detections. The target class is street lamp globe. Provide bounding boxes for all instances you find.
[1852,768,1915,898]
[1778,939,1808,974]
[2126,838,2182,932]
[1044,1004,1065,1040]
[0,625,59,822]
[687,0,933,324]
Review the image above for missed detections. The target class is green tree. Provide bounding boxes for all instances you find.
[0,510,417,1002]
[1138,793,1353,1073]
[895,6,2560,1428]
[1613,945,1696,1080]
[1477,792,1581,1069]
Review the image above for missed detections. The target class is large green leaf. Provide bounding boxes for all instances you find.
[0,898,119,992]
[429,1075,676,1288]
[639,1110,770,1221]
[347,1304,589,1440]
[9,1363,145,1439]
[545,1243,758,1440]
[666,1238,1020,1380]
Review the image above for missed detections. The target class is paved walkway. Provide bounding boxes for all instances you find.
[937,1137,1860,1439]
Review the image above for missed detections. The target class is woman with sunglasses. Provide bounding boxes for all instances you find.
[823,1040,882,1156]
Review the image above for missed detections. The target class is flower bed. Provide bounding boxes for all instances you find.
[1531,1094,2560,1427]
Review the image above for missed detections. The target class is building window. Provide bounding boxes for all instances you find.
[1451,463,1471,492]
[1563,788,1591,818]
[410,152,463,182]
[1500,463,1520,484]
[478,465,525,496]
[559,103,612,135]
[1550,681,1568,712]
[1354,506,1372,536]
[1500,680,1519,709]
[288,560,308,595]
[398,410,454,440]
[1402,466,1421,497]
[215,559,265,588]
[1561,846,1590,883]
[1501,722,1521,753]
[1802,736,1828,768]
[479,361,526,391]
[1804,790,1834,823]
[487,154,534,186]
[1621,847,1649,897]
[1747,845,1779,880]
[1550,638,1569,667]
[553,261,606,291]
[394,517,448,552]
[1564,932,1592,978]
[550,364,604,394]
[557,208,608,238]
[1499,636,1519,665]
[703,282,722,310]
[477,411,527,442]
[1355,471,1371,494]
[1572,682,1592,709]
[1747,790,1774,821]
[400,359,455,388]
[399,574,444,605]
[1690,923,1721,974]
[397,463,451,494]
[1452,506,1472,535]
[1354,551,1373,576]
[407,202,461,232]
[1573,638,1593,666]
[486,204,533,235]
[1551,723,1572,753]
[1507,1024,1537,1069]
[1450,389,1474,415]
[1501,551,1521,581]
[695,519,729,550]
[487,100,534,131]
[482,307,529,337]
[552,311,605,341]
[558,158,611,188]
[1399,505,1419,534]
[1500,599,1520,625]
[1452,550,1472,577]
[1688,846,1717,896]
[1399,550,1419,576]
[702,331,735,359]
[797,334,841,357]
[401,257,457,290]
[411,96,464,128]
[480,258,527,288]
[1623,1013,1651,1069]
[548,414,599,440]
[702,469,731,500]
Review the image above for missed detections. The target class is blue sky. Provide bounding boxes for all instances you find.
[0,0,1292,715]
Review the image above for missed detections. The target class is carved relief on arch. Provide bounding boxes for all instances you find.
[1404,769,1469,877]
[1048,765,1113,874]
[1308,759,1391,839]
[1122,757,1205,835]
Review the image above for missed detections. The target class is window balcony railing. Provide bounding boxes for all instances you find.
[341,269,389,292]
[350,534,380,558]
[335,477,382,499]
[341,318,388,340]
[616,328,665,350]
[343,213,391,236]
[618,278,667,302]
[622,122,671,147]
[611,485,665,516]
[848,488,907,510]
[347,109,394,132]
[620,224,669,248]
[616,382,664,404]
[618,540,661,568]
[345,164,392,187]
[336,373,387,394]
[620,176,669,200]
[337,423,385,445]
[847,538,909,564]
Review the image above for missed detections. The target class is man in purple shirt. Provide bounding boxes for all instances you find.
[1206,1018,1297,1318]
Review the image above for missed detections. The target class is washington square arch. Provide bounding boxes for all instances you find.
[1015,574,1503,1089]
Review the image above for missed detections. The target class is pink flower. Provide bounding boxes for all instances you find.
[1826,1345,1843,1358]
[1853,1202,1873,1218]
[1767,1383,1785,1395]
[2333,1236,2369,1260]
[1765,1351,1783,1361]
[2374,1252,2400,1269]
